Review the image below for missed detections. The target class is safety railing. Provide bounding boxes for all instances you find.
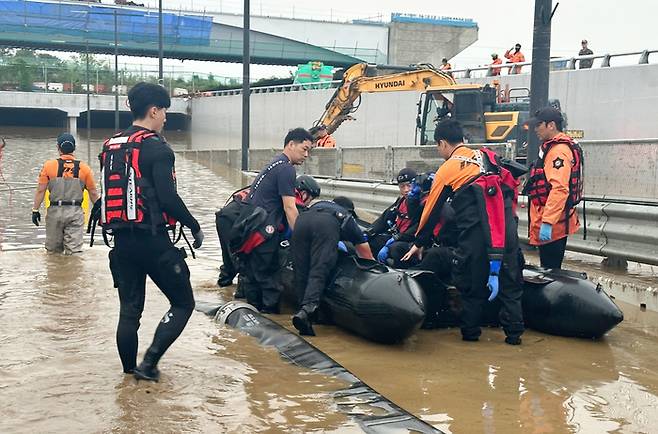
[296,177,658,267]
[198,80,342,97]
[451,49,658,79]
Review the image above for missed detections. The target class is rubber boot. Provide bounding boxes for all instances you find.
[233,275,245,299]
[133,350,161,382]
[217,268,236,288]
[292,304,317,336]
[505,336,522,345]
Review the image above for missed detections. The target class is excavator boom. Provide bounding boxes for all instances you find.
[316,63,456,135]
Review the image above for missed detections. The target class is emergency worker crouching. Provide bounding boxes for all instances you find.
[215,175,320,293]
[402,119,524,345]
[230,128,313,314]
[32,133,99,254]
[98,82,204,382]
[291,196,374,336]
[524,107,583,269]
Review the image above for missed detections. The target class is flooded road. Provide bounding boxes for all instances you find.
[2,127,658,433]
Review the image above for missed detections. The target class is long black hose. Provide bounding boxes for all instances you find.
[196,301,444,434]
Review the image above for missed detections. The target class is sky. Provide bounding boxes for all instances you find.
[46,0,658,80]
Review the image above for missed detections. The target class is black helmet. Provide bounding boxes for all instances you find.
[295,175,321,198]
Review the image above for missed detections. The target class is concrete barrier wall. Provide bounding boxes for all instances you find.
[190,63,658,150]
[179,137,658,201]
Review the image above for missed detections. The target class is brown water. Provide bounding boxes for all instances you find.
[2,127,658,433]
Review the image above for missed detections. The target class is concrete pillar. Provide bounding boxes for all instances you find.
[67,114,78,137]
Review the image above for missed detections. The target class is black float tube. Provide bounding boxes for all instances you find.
[196,300,444,434]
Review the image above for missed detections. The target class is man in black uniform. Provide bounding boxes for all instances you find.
[236,128,313,313]
[215,175,321,293]
[100,82,204,381]
[291,196,374,336]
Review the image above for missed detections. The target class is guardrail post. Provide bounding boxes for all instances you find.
[639,50,650,64]
[601,54,611,67]
[335,147,343,179]
[464,69,472,79]
[602,256,629,270]
[567,58,576,70]
[385,146,394,182]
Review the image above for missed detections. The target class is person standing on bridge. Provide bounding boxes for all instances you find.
[490,53,503,76]
[505,43,525,74]
[578,39,594,69]
[31,133,99,254]
[99,82,204,382]
[524,107,583,270]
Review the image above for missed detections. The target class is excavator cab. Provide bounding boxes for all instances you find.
[418,84,491,145]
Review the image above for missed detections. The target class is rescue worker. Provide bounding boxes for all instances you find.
[524,107,583,269]
[578,39,594,69]
[402,119,524,345]
[312,125,336,148]
[215,175,321,290]
[99,82,204,382]
[367,168,417,255]
[291,196,374,336]
[31,133,99,254]
[232,128,313,313]
[439,57,452,75]
[504,43,525,74]
[490,53,503,76]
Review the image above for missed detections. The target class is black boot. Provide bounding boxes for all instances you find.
[292,305,317,336]
[217,268,236,287]
[233,275,245,299]
[505,336,522,345]
[134,350,161,382]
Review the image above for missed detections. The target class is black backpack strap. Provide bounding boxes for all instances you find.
[72,160,80,178]
[56,158,65,177]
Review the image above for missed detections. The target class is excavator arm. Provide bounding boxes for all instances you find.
[315,63,457,135]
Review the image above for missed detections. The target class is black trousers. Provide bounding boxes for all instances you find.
[453,208,524,340]
[388,240,418,268]
[291,211,340,309]
[215,208,237,280]
[539,237,568,269]
[241,233,282,311]
[109,231,195,373]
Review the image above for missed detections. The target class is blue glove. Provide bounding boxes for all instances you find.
[487,260,501,302]
[539,223,553,242]
[408,183,421,199]
[377,246,390,263]
[337,241,348,252]
[384,237,395,248]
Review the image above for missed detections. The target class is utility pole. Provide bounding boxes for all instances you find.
[528,0,558,162]
[158,0,164,85]
[114,9,120,130]
[241,0,250,171]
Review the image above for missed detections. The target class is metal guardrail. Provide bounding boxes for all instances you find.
[451,50,658,78]
[197,80,342,97]
[177,147,658,265]
[311,178,658,267]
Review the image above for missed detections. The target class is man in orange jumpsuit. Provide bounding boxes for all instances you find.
[312,125,336,148]
[402,119,524,345]
[505,43,525,74]
[490,53,503,76]
[525,107,583,269]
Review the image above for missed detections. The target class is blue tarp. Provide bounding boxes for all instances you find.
[0,0,212,46]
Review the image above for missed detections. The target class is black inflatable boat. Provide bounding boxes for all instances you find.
[280,254,427,344]
[281,252,623,342]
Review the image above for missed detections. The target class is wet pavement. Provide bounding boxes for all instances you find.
[1,127,658,433]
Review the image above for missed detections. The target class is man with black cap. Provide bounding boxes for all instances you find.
[291,196,374,336]
[524,107,583,269]
[31,133,99,254]
[367,167,419,255]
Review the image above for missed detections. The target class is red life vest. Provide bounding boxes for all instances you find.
[453,147,517,260]
[100,128,176,232]
[525,135,583,208]
[394,197,413,234]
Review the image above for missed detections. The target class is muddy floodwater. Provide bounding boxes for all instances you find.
[1,127,658,433]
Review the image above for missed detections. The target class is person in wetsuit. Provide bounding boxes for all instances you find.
[291,196,374,336]
[101,82,204,381]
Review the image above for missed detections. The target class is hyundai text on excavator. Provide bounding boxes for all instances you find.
[314,63,544,162]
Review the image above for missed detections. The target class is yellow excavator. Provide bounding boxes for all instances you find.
[314,63,531,158]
